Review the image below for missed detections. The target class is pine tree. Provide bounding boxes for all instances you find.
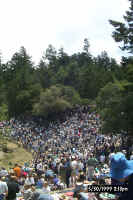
[109,0,133,53]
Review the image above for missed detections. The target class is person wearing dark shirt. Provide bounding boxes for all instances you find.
[6,176,19,200]
[65,158,72,188]
[110,152,133,200]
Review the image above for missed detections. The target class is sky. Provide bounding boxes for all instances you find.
[0,0,130,64]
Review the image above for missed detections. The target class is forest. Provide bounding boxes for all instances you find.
[0,0,133,135]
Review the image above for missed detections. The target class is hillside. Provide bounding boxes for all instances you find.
[0,140,32,169]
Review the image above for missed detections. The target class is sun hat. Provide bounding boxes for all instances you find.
[110,152,133,180]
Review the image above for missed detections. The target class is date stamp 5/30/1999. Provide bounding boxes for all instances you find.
[88,185,128,193]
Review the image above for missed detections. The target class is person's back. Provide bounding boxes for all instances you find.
[78,161,84,171]
[7,176,19,200]
[71,159,77,170]
[0,178,8,200]
[13,164,21,178]
[0,168,8,178]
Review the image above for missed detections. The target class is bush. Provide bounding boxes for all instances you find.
[33,85,81,117]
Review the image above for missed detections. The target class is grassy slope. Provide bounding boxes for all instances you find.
[0,141,32,169]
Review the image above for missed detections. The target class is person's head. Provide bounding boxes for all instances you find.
[10,175,18,182]
[31,186,36,192]
[24,184,31,190]
[110,152,133,182]
[43,181,49,187]
[79,172,85,182]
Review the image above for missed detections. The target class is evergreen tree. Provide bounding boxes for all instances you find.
[5,47,41,117]
[109,0,133,52]
[83,38,90,54]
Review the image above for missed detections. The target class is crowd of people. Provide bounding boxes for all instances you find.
[0,106,133,200]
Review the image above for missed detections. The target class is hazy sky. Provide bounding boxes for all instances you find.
[0,0,130,64]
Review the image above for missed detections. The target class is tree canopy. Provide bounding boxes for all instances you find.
[109,0,133,53]
[0,33,132,136]
[96,0,133,135]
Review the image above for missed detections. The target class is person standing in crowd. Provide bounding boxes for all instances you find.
[99,152,105,164]
[65,158,72,188]
[6,176,19,200]
[0,168,8,178]
[13,164,21,178]
[71,156,78,187]
[0,176,8,200]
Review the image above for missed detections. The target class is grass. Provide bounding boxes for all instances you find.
[0,141,32,169]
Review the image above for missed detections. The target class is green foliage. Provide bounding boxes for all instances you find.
[80,98,90,105]
[97,82,122,109]
[2,47,42,117]
[109,1,133,53]
[97,81,133,134]
[0,104,8,120]
[96,82,124,133]
[127,64,133,81]
[83,38,90,54]
[0,39,126,124]
[61,85,81,105]
[45,44,57,64]
[107,2,133,135]
[33,85,81,118]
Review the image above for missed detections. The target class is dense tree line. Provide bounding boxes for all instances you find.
[0,0,133,136]
[0,44,120,118]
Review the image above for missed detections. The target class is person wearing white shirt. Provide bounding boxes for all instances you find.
[25,174,35,186]
[77,160,84,171]
[0,177,8,199]
[0,168,8,178]
[71,158,77,186]
[37,163,43,171]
